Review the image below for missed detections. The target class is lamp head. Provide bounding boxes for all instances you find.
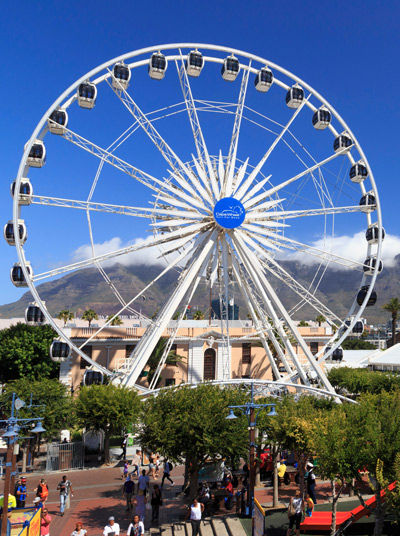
[31,421,46,434]
[226,409,237,420]
[3,425,19,439]
[268,406,277,417]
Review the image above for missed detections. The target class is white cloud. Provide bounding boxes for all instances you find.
[72,235,181,267]
[277,231,400,270]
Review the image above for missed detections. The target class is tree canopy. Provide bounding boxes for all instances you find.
[328,367,400,395]
[341,338,376,350]
[0,323,58,383]
[75,384,141,462]
[82,308,98,327]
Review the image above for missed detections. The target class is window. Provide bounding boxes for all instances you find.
[165,378,176,387]
[242,343,251,364]
[125,345,135,359]
[80,345,92,368]
[310,342,319,356]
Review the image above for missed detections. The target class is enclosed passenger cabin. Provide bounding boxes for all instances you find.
[47,109,68,135]
[25,303,45,325]
[349,160,368,183]
[83,370,104,386]
[333,131,352,153]
[10,262,32,287]
[112,62,131,90]
[186,50,203,77]
[363,256,383,275]
[77,81,97,109]
[359,192,376,213]
[50,340,71,362]
[221,55,240,81]
[312,106,331,130]
[307,370,318,384]
[286,83,304,108]
[26,140,46,168]
[148,52,168,80]
[254,66,273,92]
[357,285,377,307]
[366,224,385,244]
[324,346,343,361]
[4,219,27,246]
[345,319,365,334]
[11,179,33,205]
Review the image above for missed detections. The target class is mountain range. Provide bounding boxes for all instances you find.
[1,257,399,325]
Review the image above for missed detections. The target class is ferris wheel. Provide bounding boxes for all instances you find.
[8,43,383,394]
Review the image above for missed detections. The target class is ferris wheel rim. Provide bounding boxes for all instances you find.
[12,42,383,379]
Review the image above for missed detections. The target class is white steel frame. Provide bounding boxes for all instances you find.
[12,43,383,393]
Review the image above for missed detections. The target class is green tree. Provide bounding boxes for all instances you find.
[328,367,400,396]
[56,309,74,326]
[193,310,205,320]
[341,338,376,350]
[0,378,74,440]
[75,384,141,463]
[345,391,400,536]
[106,314,123,326]
[315,315,326,327]
[82,308,98,327]
[139,384,248,497]
[0,323,58,383]
[382,298,400,347]
[298,320,309,327]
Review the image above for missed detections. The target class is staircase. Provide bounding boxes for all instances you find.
[150,516,247,536]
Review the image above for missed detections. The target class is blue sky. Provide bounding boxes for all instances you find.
[1,0,399,307]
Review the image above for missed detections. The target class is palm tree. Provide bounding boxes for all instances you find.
[56,309,74,326]
[106,314,123,326]
[383,298,400,347]
[82,308,98,328]
[147,338,184,386]
[315,314,326,327]
[193,310,205,320]
[298,320,309,327]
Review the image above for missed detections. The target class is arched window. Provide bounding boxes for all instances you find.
[203,348,216,381]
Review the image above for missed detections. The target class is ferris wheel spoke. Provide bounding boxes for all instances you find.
[79,232,210,351]
[235,96,311,201]
[30,194,202,220]
[230,252,286,379]
[120,230,218,387]
[243,147,350,211]
[223,64,251,197]
[247,204,366,221]
[233,233,336,393]
[175,54,219,201]
[106,75,205,202]
[239,231,341,326]
[232,233,310,385]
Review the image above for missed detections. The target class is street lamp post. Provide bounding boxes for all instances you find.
[226,383,276,536]
[0,393,46,536]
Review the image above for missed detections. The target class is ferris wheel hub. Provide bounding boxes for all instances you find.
[213,197,246,229]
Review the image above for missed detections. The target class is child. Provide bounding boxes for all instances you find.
[305,493,314,517]
[123,461,129,480]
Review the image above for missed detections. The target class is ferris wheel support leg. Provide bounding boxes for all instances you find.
[121,231,217,388]
[232,235,310,386]
[230,255,285,380]
[234,234,337,395]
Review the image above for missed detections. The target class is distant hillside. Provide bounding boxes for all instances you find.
[1,257,399,325]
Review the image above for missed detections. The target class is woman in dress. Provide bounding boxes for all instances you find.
[150,484,162,523]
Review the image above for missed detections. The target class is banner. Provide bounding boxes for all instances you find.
[254,498,266,536]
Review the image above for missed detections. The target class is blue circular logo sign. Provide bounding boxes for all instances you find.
[213,197,246,229]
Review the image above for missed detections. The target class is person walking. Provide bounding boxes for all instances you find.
[16,477,27,508]
[103,516,120,536]
[186,498,204,536]
[123,476,135,512]
[36,479,49,505]
[57,475,73,516]
[161,460,174,488]
[127,514,144,535]
[286,490,303,536]
[306,463,317,504]
[148,453,156,479]
[131,450,141,478]
[150,484,162,524]
[134,491,147,522]
[71,522,87,536]
[40,508,52,536]
[138,470,149,496]
[121,435,128,460]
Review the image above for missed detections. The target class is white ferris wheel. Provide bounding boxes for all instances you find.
[8,43,384,396]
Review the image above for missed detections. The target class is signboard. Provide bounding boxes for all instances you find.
[28,508,41,536]
[213,197,246,229]
[254,498,266,536]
